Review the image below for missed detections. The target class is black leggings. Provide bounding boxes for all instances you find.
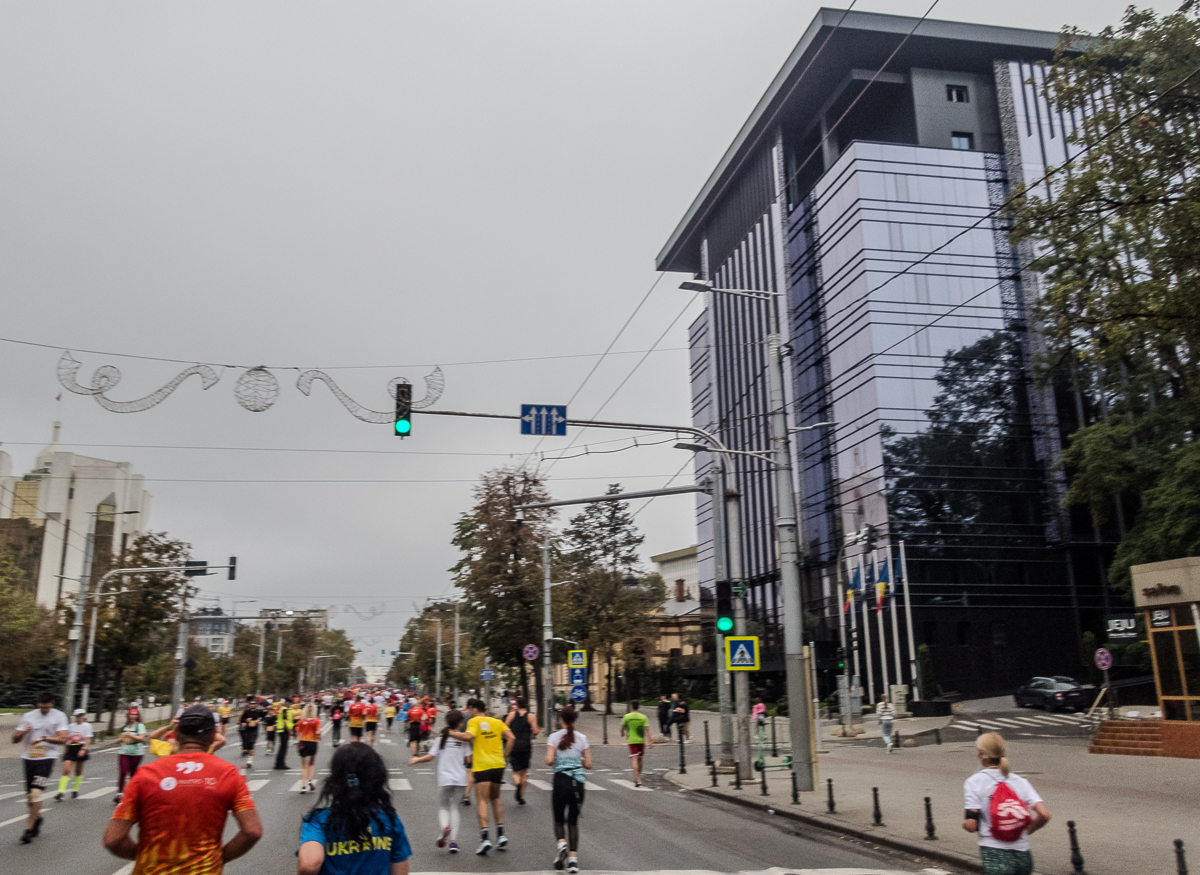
[552,772,584,850]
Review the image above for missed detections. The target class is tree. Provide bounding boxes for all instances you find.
[0,547,58,688]
[1006,3,1200,591]
[561,484,644,572]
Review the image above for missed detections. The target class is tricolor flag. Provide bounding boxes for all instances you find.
[875,549,891,614]
[844,559,861,613]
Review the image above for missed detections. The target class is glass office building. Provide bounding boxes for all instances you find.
[661,9,1110,697]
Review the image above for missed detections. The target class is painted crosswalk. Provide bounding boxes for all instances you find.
[224,772,645,794]
[951,712,1086,734]
[78,785,118,800]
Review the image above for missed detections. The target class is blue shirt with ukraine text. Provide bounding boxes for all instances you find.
[300,808,412,875]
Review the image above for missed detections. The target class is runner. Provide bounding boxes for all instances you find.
[115,708,148,802]
[321,691,333,716]
[12,692,68,843]
[449,697,515,855]
[330,699,344,748]
[364,697,380,746]
[239,696,265,772]
[409,709,470,854]
[263,701,280,754]
[964,732,1051,875]
[103,704,262,871]
[56,709,93,801]
[297,703,321,793]
[504,696,539,805]
[218,699,232,731]
[420,698,437,751]
[406,699,425,756]
[546,704,590,874]
[298,742,412,875]
[619,700,652,787]
[385,700,396,734]
[348,697,367,744]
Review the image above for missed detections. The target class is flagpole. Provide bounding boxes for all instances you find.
[847,557,860,684]
[900,541,918,697]
[859,554,875,705]
[887,545,903,694]
[874,549,890,701]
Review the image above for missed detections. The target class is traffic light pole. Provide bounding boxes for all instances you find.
[727,489,752,779]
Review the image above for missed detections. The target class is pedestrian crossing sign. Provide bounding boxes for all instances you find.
[724,636,760,671]
[568,649,587,668]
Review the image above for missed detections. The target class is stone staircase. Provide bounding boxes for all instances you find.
[1089,719,1164,756]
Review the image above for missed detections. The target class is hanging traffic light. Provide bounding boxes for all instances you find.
[836,646,846,670]
[715,580,734,634]
[394,383,412,437]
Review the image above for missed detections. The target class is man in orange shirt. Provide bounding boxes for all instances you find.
[406,701,425,756]
[363,698,380,746]
[295,704,321,793]
[103,704,262,875]
[347,699,367,743]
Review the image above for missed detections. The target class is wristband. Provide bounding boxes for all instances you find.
[964,809,980,822]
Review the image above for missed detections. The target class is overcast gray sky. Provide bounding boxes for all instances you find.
[0,0,1179,667]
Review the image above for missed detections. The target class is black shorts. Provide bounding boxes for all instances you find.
[509,748,531,772]
[265,727,276,737]
[474,767,505,785]
[552,771,585,825]
[298,741,318,758]
[365,721,377,732]
[350,726,364,738]
[24,758,54,794]
[64,745,89,763]
[407,723,422,742]
[220,717,230,726]
[240,728,259,751]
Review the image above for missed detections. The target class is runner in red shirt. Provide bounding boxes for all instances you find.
[103,704,261,875]
[296,703,321,793]
[364,700,381,746]
[407,703,425,756]
[347,700,367,743]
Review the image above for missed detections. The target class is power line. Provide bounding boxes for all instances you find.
[25,472,687,484]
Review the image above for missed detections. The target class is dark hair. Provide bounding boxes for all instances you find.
[515,696,528,710]
[466,698,485,712]
[629,700,640,710]
[558,704,577,750]
[305,743,396,842]
[439,709,463,748]
[37,691,54,705]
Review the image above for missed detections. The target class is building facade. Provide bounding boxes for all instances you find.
[659,9,1110,699]
[192,607,235,655]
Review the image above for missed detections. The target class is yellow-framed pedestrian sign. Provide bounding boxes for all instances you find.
[724,636,760,671]
[568,650,588,668]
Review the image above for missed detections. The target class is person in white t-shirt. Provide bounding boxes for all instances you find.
[546,704,591,874]
[11,691,69,844]
[410,708,471,854]
[963,732,1050,875]
[55,709,94,801]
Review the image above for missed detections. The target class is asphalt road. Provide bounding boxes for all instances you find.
[2,722,953,874]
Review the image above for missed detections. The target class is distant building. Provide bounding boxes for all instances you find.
[253,608,329,631]
[0,423,150,609]
[192,607,234,655]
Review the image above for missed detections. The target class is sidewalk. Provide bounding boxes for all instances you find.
[666,735,1200,875]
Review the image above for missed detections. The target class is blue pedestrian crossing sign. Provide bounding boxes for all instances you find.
[569,684,588,703]
[724,636,760,671]
[567,650,587,668]
[521,405,568,436]
[569,667,588,686]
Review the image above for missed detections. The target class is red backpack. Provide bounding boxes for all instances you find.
[988,779,1033,842]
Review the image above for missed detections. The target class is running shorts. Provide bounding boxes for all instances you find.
[64,744,89,763]
[551,771,585,825]
[298,741,318,758]
[386,717,394,728]
[509,748,531,772]
[350,726,364,738]
[24,759,54,801]
[365,721,377,732]
[240,728,259,751]
[628,743,645,757]
[407,722,422,742]
[474,767,505,785]
[220,717,230,725]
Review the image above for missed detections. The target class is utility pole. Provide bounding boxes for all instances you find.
[453,603,461,706]
[63,530,96,713]
[435,618,442,700]
[727,490,752,778]
[256,624,266,691]
[277,625,283,663]
[483,654,491,707]
[172,602,188,715]
[543,533,553,733]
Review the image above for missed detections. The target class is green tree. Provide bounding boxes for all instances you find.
[561,484,644,573]
[0,547,58,686]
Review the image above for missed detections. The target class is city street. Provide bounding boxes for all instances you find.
[2,723,954,875]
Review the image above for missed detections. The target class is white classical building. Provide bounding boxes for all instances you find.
[0,423,151,608]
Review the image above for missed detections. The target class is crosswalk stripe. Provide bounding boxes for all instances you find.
[0,811,43,828]
[585,781,606,790]
[290,780,306,792]
[989,718,1032,728]
[1034,714,1082,724]
[527,779,553,791]
[79,785,118,800]
[609,779,651,791]
[110,864,134,875]
[392,778,412,791]
[952,721,979,729]
[247,779,271,792]
[0,790,26,801]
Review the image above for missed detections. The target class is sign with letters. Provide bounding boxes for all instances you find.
[1106,614,1138,641]
[1150,608,1173,629]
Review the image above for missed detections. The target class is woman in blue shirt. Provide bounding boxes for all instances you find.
[298,743,412,875]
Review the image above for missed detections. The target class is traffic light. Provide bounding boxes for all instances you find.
[715,580,734,634]
[183,560,208,577]
[836,646,845,671]
[227,556,237,581]
[394,383,412,437]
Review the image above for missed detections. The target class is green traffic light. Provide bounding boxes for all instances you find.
[395,420,412,435]
[716,616,734,633]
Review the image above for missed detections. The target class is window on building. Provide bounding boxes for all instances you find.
[951,132,975,151]
[946,84,970,103]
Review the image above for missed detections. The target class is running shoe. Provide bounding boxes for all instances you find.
[497,834,508,851]
[71,791,78,799]
[462,795,472,806]
[448,842,459,854]
[20,829,33,844]
[31,817,43,837]
[54,793,64,802]
[554,842,568,870]
[437,826,451,848]
[567,858,580,873]
[113,793,123,804]
[476,839,492,856]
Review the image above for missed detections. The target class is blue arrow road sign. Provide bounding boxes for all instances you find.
[569,667,587,686]
[481,668,496,681]
[521,405,568,436]
[569,684,588,703]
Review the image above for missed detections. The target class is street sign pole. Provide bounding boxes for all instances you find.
[544,533,553,733]
[727,489,752,779]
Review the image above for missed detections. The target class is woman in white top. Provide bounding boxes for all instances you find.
[545,704,591,874]
[410,709,470,854]
[963,732,1050,875]
[876,695,896,752]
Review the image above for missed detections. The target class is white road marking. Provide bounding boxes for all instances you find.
[0,811,44,828]
[247,779,271,792]
[989,718,1032,728]
[391,778,412,790]
[951,721,979,729]
[110,863,134,875]
[79,786,118,800]
[609,779,652,791]
[290,780,306,792]
[0,790,26,801]
[584,781,606,790]
[526,779,553,791]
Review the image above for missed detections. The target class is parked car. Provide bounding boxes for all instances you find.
[1013,676,1088,712]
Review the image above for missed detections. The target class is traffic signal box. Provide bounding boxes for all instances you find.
[395,383,412,437]
[715,580,734,634]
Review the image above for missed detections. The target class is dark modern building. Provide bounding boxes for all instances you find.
[659,8,1114,699]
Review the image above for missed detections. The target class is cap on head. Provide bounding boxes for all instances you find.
[178,703,217,735]
[73,708,86,716]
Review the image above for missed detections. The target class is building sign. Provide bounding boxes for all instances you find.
[1150,608,1173,629]
[1106,614,1138,640]
[1131,558,1200,607]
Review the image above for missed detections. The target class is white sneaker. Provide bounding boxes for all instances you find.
[567,857,580,873]
[554,842,568,870]
[497,834,508,851]
[476,839,492,856]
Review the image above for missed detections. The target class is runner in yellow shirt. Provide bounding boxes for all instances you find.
[451,698,514,856]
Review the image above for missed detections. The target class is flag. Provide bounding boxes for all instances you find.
[875,550,890,614]
[844,559,861,613]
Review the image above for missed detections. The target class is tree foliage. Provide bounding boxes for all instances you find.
[0,547,58,685]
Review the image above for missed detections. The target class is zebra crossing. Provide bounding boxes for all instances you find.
[241,768,658,794]
[949,711,1086,736]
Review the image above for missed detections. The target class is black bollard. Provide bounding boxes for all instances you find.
[826,777,836,813]
[924,796,937,840]
[894,728,901,750]
[872,787,883,826]
[678,727,687,775]
[771,714,778,757]
[1068,820,1086,875]
[734,762,742,791]
[934,727,942,745]
[704,720,712,766]
[1176,839,1188,875]
[603,712,608,746]
[790,769,799,804]
[760,758,769,796]
[710,760,718,788]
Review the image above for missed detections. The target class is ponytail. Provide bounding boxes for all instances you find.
[440,709,463,749]
[558,704,577,750]
[976,732,1010,777]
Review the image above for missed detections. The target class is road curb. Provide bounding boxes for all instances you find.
[664,772,982,874]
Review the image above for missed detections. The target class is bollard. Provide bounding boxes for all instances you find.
[924,797,937,840]
[710,760,718,788]
[1176,839,1188,875]
[603,712,608,746]
[826,777,836,813]
[1068,820,1086,875]
[934,727,942,745]
[760,758,769,796]
[704,720,712,766]
[790,769,799,805]
[872,787,883,826]
[734,762,742,791]
[678,728,687,775]
[894,728,901,750]
[771,714,778,757]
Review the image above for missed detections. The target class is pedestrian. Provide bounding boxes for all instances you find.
[877,694,896,752]
[239,696,265,772]
[546,704,590,874]
[298,742,412,875]
[115,707,148,803]
[264,701,280,754]
[504,696,539,805]
[752,698,767,728]
[103,704,262,871]
[12,691,68,844]
[672,696,691,742]
[297,704,321,793]
[218,699,232,732]
[656,695,672,739]
[406,699,425,756]
[330,700,344,747]
[364,697,380,746]
[619,700,652,786]
[349,698,368,745]
[963,732,1051,875]
[420,697,437,751]
[275,698,296,770]
[385,700,396,733]
[409,709,470,854]
[449,697,515,855]
[56,708,93,801]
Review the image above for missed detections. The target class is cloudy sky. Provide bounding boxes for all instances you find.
[0,0,1178,667]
